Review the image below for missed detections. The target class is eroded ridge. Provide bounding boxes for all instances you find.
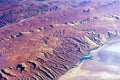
[0,23,119,80]
[0,24,90,80]
[0,0,120,80]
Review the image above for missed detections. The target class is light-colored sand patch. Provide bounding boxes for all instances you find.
[59,40,120,80]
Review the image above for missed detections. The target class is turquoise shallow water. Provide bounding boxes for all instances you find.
[59,40,120,80]
[79,55,92,62]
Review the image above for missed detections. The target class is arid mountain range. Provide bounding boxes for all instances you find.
[0,0,120,80]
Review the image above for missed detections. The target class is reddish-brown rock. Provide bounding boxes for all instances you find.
[0,0,120,80]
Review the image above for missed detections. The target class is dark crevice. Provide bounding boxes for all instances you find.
[37,67,53,80]
[37,58,45,63]
[43,66,56,78]
[16,32,23,37]
[27,61,36,68]
[34,73,44,80]
[16,64,25,73]
[1,69,13,77]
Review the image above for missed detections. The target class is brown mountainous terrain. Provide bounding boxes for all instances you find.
[0,0,120,80]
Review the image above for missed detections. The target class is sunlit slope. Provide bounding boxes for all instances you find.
[0,0,120,80]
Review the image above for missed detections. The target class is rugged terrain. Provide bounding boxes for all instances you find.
[0,0,120,80]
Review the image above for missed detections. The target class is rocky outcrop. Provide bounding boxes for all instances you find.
[0,0,120,80]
